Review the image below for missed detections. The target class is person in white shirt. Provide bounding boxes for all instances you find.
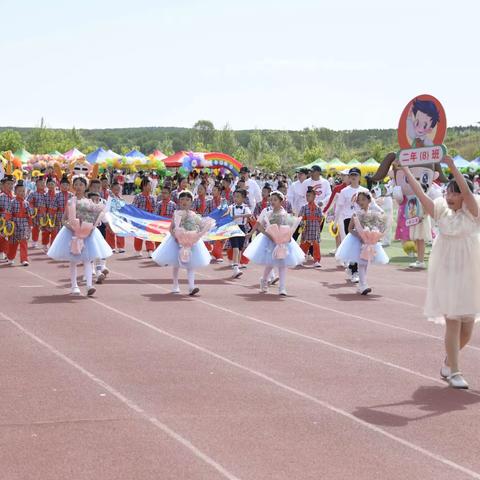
[288,168,309,216]
[240,167,262,211]
[304,165,332,208]
[334,167,372,283]
[229,188,252,279]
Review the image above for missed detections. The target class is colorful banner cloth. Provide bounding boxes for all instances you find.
[105,198,244,243]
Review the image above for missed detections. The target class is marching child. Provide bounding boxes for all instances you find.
[207,184,226,262]
[0,174,14,262]
[27,175,47,249]
[48,177,112,296]
[229,189,252,279]
[299,186,323,268]
[401,156,480,389]
[151,191,214,296]
[244,191,305,296]
[336,192,389,295]
[5,180,34,266]
[132,177,156,257]
[105,181,126,253]
[42,176,57,252]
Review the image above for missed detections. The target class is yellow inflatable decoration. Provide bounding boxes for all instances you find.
[13,169,23,180]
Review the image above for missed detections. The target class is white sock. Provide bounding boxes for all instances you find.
[278,267,286,291]
[172,267,179,289]
[70,262,78,289]
[187,269,195,291]
[84,262,93,289]
[263,266,273,282]
[358,261,368,287]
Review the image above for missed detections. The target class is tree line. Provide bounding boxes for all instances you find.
[1,119,479,172]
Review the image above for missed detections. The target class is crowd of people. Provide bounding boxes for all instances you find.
[1,155,480,388]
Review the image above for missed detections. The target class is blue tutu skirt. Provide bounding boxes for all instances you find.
[243,233,305,267]
[335,233,389,265]
[151,234,211,269]
[47,227,113,262]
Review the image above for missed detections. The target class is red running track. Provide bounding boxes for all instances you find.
[1,246,480,480]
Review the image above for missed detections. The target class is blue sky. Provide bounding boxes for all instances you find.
[1,0,478,130]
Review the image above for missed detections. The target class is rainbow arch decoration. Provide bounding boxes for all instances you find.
[204,152,243,177]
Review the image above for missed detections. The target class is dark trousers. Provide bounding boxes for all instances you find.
[343,218,358,274]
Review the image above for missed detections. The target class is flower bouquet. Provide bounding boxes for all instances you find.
[352,211,386,262]
[174,210,215,264]
[266,213,301,259]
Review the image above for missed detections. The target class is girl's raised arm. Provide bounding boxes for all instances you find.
[444,155,478,217]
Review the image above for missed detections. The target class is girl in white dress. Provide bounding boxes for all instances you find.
[401,156,480,389]
[151,191,213,296]
[244,191,305,296]
[48,177,113,296]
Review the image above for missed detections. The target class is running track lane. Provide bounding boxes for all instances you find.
[1,253,480,479]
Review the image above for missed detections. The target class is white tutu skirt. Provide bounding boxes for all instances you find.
[151,234,211,269]
[243,233,305,267]
[335,233,389,265]
[47,227,113,262]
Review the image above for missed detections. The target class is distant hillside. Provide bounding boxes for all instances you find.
[1,123,479,172]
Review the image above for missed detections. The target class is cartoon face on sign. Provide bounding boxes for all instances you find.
[398,94,447,149]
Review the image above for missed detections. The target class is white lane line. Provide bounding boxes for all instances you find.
[9,273,480,480]
[195,270,456,347]
[18,285,43,288]
[21,270,444,386]
[0,311,241,480]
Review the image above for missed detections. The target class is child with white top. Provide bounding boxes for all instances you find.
[229,189,252,279]
[334,167,370,283]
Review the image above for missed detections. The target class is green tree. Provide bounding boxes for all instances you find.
[0,129,23,152]
[214,124,238,156]
[193,120,215,147]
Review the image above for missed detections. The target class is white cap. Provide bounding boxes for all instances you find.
[340,169,349,175]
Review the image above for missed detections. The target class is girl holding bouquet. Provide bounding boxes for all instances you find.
[244,191,305,296]
[401,156,480,389]
[47,177,113,296]
[336,192,389,295]
[151,191,214,296]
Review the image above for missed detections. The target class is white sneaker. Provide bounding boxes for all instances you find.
[357,285,372,295]
[147,251,153,258]
[87,287,96,297]
[118,248,126,253]
[70,287,81,296]
[448,372,469,389]
[171,285,180,294]
[7,260,14,266]
[351,272,360,283]
[259,278,268,293]
[269,276,279,286]
[409,261,426,269]
[215,258,224,263]
[102,267,110,276]
[0,252,5,261]
[21,261,29,267]
[96,273,106,284]
[232,267,243,279]
[313,261,322,268]
[345,268,352,281]
[440,358,451,379]
[279,288,288,297]
[31,242,38,249]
